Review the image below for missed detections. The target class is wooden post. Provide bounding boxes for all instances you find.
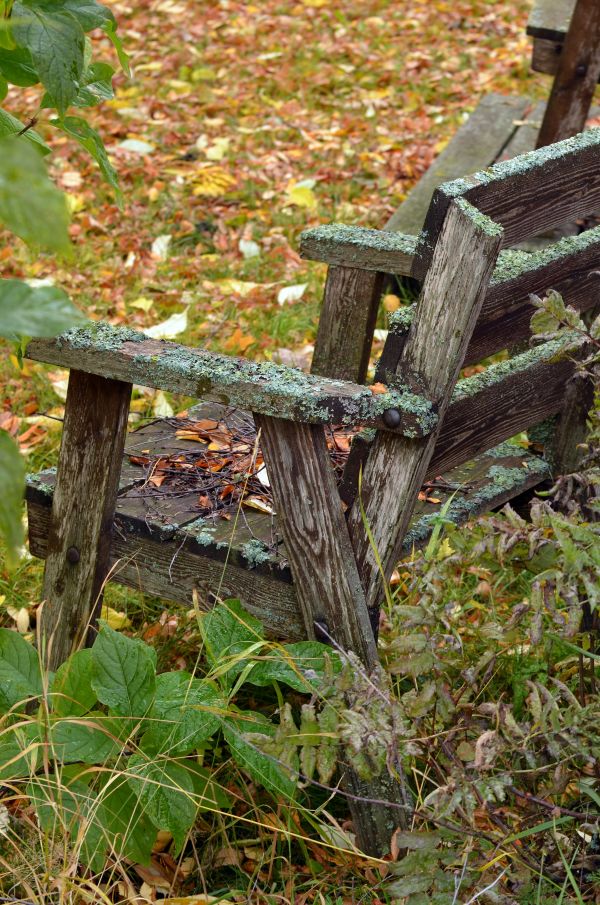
[39,370,132,670]
[536,0,600,146]
[255,415,411,853]
[311,267,386,382]
[346,200,503,611]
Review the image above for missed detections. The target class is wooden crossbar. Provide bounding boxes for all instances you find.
[26,326,436,439]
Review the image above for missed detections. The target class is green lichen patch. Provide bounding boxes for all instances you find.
[183,517,218,547]
[300,223,418,258]
[491,226,600,285]
[53,322,147,352]
[388,303,416,335]
[440,128,600,199]
[450,333,577,403]
[25,468,56,496]
[453,198,503,238]
[241,539,276,567]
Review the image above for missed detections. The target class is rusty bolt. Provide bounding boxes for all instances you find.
[383,408,402,428]
[66,546,80,564]
[576,63,588,77]
[314,619,331,643]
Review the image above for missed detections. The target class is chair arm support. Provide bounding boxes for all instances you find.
[26,324,437,438]
[300,223,419,275]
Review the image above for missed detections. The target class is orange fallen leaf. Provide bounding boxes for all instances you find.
[369,382,388,395]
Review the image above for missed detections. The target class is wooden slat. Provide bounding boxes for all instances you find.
[531,36,564,75]
[527,0,574,41]
[384,226,600,367]
[549,369,596,473]
[311,267,387,382]
[346,199,502,611]
[536,0,600,146]
[26,328,435,439]
[300,226,417,275]
[415,127,600,278]
[254,415,410,852]
[428,339,577,478]
[385,94,532,237]
[39,371,132,670]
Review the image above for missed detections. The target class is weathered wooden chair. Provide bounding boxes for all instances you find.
[302,0,600,386]
[25,129,600,854]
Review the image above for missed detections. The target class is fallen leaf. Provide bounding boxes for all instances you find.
[146,309,188,339]
[277,283,307,306]
[244,496,274,514]
[370,382,388,395]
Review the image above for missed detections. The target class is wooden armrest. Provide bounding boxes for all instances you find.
[299,223,419,275]
[526,0,572,41]
[26,324,437,438]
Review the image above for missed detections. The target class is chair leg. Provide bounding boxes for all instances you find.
[39,369,131,671]
[255,414,411,853]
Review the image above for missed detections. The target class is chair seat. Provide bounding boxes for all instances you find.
[26,402,550,638]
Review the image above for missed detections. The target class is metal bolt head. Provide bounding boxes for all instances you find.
[382,408,402,429]
[576,63,588,77]
[66,546,80,564]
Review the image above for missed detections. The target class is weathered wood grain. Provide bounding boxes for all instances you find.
[347,200,502,611]
[39,370,132,669]
[254,415,410,852]
[386,94,531,237]
[27,492,303,640]
[536,0,600,145]
[531,37,565,75]
[26,327,435,439]
[428,340,577,478]
[415,128,600,278]
[550,369,596,473]
[311,266,387,382]
[301,226,416,275]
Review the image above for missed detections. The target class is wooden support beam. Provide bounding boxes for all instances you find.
[347,200,502,612]
[300,225,417,275]
[26,327,435,439]
[311,266,387,383]
[536,0,600,146]
[39,370,132,670]
[255,415,410,853]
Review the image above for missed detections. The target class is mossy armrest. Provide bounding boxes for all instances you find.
[26,324,437,438]
[299,223,419,275]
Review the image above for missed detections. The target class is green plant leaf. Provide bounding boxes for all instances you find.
[96,778,155,865]
[185,762,232,811]
[199,599,265,684]
[0,627,42,710]
[246,641,341,692]
[0,721,40,780]
[55,115,121,202]
[222,713,296,800]
[52,648,97,717]
[103,18,129,75]
[0,45,38,86]
[0,431,26,567]
[0,107,50,152]
[127,755,196,852]
[48,713,121,763]
[0,280,86,340]
[61,0,115,32]
[0,136,69,250]
[141,670,224,756]
[0,74,6,99]
[12,2,85,115]
[42,59,114,108]
[91,622,156,718]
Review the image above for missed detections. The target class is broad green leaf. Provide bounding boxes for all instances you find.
[42,60,114,108]
[91,622,156,718]
[62,0,115,32]
[0,136,69,250]
[127,755,196,852]
[49,715,120,764]
[141,670,223,756]
[55,115,121,202]
[199,599,265,682]
[0,107,50,152]
[0,74,6,100]
[12,1,85,115]
[0,628,42,710]
[0,45,38,86]
[222,713,296,800]
[246,641,341,692]
[0,431,25,567]
[28,773,106,872]
[0,280,86,340]
[0,721,40,780]
[52,649,97,717]
[97,778,155,865]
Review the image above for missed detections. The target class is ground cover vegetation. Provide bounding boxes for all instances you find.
[1,0,600,902]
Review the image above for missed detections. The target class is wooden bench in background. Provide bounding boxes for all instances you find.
[25,129,600,855]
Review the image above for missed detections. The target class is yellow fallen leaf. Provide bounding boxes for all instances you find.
[192,166,236,197]
[243,496,275,514]
[129,296,154,312]
[101,605,131,630]
[285,182,317,210]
